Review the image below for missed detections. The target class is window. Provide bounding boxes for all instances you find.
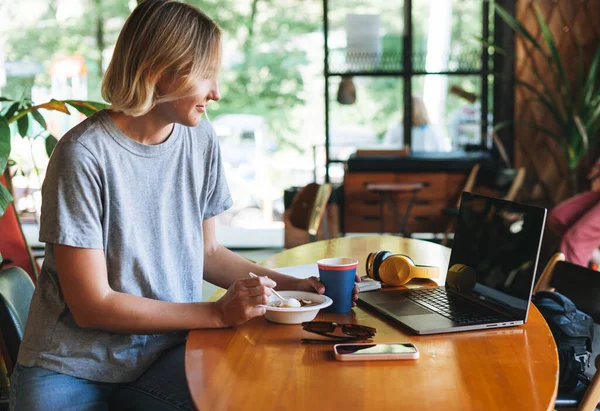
[323,0,501,181]
[2,0,326,248]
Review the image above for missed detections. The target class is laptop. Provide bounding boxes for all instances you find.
[357,192,547,335]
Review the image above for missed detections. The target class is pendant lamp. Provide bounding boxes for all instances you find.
[337,76,356,105]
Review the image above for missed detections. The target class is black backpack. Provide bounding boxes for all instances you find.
[533,291,594,393]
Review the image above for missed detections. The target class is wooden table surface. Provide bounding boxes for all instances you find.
[186,235,558,411]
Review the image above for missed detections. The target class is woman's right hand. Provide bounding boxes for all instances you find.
[213,276,276,327]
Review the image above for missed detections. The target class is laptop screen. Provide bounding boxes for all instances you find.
[447,192,547,320]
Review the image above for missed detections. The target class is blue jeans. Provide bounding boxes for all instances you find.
[10,343,194,411]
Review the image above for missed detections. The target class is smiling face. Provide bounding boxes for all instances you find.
[155,73,221,127]
[101,1,223,117]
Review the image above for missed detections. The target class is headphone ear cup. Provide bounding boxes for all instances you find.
[366,252,377,280]
[447,264,475,292]
[379,255,415,286]
[366,253,373,279]
[370,251,391,281]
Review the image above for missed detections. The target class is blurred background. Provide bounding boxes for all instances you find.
[0,0,490,248]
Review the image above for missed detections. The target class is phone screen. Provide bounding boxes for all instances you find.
[336,343,417,355]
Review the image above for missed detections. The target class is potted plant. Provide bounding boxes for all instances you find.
[492,3,600,195]
[0,97,107,217]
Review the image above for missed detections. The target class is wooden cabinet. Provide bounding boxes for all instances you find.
[343,171,467,234]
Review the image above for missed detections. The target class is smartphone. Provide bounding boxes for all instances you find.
[334,342,419,361]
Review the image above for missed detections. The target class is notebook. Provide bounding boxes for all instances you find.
[357,192,547,335]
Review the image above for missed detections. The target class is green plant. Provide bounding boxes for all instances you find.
[492,3,600,193]
[0,97,107,217]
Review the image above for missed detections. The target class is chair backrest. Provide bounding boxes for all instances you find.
[535,254,600,318]
[0,171,39,282]
[441,163,481,246]
[503,167,526,202]
[458,163,481,207]
[548,261,600,323]
[288,183,332,237]
[534,252,565,294]
[0,266,35,375]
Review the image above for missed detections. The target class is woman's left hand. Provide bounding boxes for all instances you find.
[587,162,600,180]
[592,176,600,192]
[292,274,361,307]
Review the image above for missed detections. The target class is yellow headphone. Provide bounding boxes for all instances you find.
[446,263,477,292]
[366,251,440,286]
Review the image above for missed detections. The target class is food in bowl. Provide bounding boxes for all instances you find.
[264,291,333,324]
[267,298,319,308]
[268,297,301,308]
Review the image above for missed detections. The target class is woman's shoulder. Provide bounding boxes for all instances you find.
[421,124,451,151]
[61,110,108,144]
[50,111,109,163]
[384,122,403,145]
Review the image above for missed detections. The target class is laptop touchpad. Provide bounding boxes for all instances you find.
[379,301,432,316]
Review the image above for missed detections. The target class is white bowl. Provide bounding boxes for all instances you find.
[264,291,332,324]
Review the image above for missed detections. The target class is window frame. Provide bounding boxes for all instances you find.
[322,0,516,182]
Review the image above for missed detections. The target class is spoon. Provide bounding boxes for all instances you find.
[249,272,301,308]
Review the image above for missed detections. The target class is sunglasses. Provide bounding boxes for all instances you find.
[301,321,377,344]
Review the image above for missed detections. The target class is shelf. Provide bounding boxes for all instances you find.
[327,49,403,74]
[327,48,483,76]
[412,49,482,73]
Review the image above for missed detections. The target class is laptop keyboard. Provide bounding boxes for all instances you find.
[402,288,507,325]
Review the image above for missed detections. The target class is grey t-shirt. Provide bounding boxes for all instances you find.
[17,110,232,383]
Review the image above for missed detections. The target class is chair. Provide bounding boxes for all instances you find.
[0,171,39,282]
[0,266,35,377]
[503,167,526,202]
[471,166,527,202]
[441,163,481,245]
[365,182,424,237]
[534,252,566,294]
[441,166,527,246]
[578,357,600,411]
[284,183,333,248]
[534,254,600,411]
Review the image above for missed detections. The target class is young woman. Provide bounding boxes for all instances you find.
[11,1,358,409]
[383,96,451,152]
[548,159,600,267]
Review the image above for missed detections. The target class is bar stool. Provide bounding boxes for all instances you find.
[365,182,425,236]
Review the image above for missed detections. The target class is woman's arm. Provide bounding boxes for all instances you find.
[55,245,275,333]
[202,217,324,292]
[202,218,359,305]
[203,244,324,291]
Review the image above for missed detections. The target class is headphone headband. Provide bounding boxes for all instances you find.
[366,250,440,286]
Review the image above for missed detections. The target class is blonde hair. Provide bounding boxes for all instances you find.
[399,96,430,127]
[412,96,430,126]
[101,0,222,116]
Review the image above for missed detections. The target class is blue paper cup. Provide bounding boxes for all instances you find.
[317,257,358,313]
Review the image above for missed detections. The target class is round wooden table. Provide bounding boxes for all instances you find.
[186,235,558,411]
